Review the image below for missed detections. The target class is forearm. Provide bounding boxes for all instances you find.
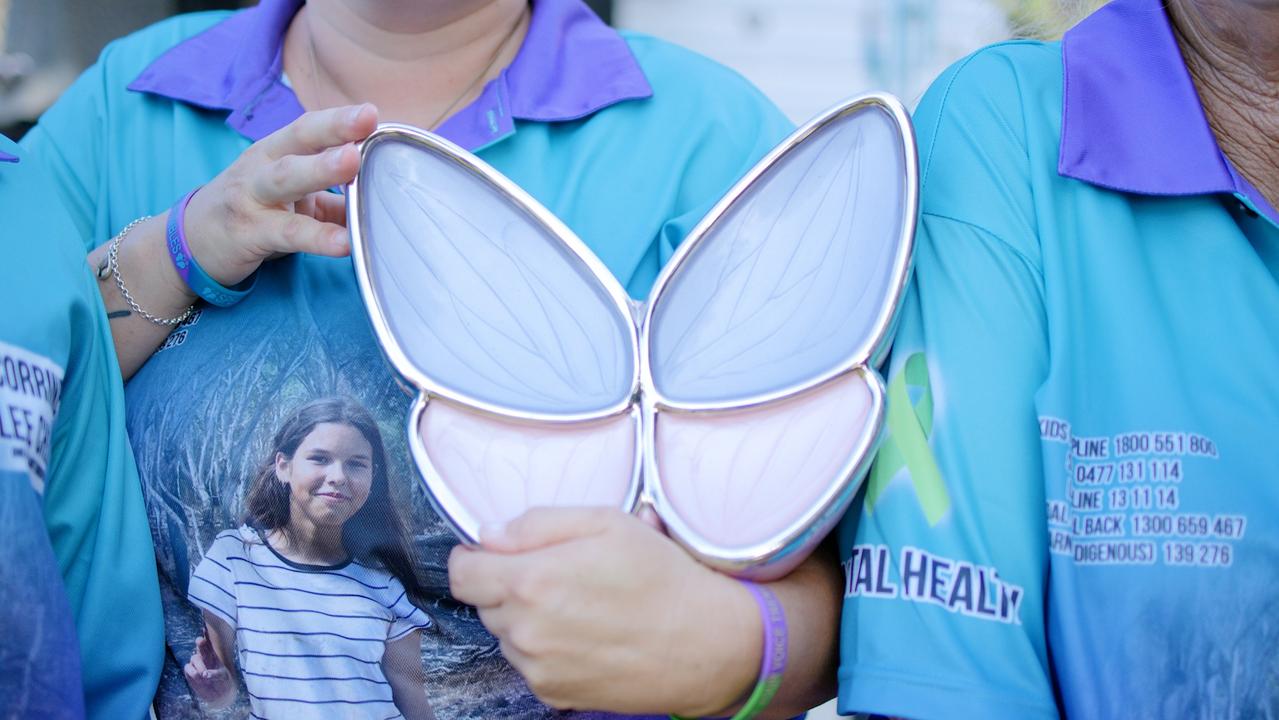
[384,633,436,720]
[87,212,198,379]
[389,677,436,720]
[197,681,239,709]
[758,542,841,718]
[190,615,241,709]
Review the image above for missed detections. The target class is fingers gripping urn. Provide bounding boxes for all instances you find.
[348,94,918,580]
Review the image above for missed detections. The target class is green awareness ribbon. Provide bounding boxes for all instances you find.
[864,352,951,526]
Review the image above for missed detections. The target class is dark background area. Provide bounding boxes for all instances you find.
[0,0,614,140]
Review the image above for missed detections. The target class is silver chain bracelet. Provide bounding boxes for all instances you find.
[99,216,196,327]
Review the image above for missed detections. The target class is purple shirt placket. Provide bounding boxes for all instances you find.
[1059,0,1278,224]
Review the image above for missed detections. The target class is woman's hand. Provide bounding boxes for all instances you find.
[184,632,236,708]
[183,103,378,286]
[448,508,761,716]
[93,103,378,377]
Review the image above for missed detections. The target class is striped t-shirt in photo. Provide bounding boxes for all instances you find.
[189,526,431,719]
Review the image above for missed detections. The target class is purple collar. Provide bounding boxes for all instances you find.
[0,150,17,163]
[1059,0,1277,219]
[127,0,652,150]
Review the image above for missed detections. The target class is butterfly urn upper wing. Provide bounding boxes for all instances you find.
[349,126,643,542]
[350,126,638,417]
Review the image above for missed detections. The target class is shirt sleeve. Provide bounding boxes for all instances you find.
[618,42,795,298]
[650,107,793,271]
[836,44,1059,720]
[189,533,239,629]
[384,577,431,642]
[18,56,111,252]
[28,155,165,719]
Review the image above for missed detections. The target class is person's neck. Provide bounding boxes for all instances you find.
[283,0,530,129]
[1170,0,1279,211]
[270,523,347,565]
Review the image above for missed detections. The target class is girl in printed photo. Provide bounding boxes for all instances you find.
[184,397,435,720]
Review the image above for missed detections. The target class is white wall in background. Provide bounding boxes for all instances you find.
[615,0,1010,122]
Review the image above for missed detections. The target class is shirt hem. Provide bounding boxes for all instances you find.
[189,593,237,629]
[386,621,430,642]
[837,665,1058,720]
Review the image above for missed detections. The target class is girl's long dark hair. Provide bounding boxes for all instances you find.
[244,397,430,609]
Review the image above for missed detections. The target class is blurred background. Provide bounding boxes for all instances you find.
[615,0,1080,122]
[0,0,1096,137]
[0,0,1097,717]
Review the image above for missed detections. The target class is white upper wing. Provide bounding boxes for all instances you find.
[645,98,913,405]
[349,126,644,543]
[351,126,638,417]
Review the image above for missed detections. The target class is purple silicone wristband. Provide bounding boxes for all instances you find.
[741,580,787,687]
[166,188,199,285]
[166,187,256,307]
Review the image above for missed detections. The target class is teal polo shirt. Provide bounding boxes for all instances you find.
[0,138,162,720]
[21,1,792,717]
[837,0,1279,718]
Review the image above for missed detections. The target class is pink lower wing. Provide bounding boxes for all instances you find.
[653,371,879,578]
[417,400,640,532]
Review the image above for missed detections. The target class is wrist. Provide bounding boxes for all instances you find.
[192,675,238,708]
[673,572,761,718]
[113,214,199,308]
[673,578,789,720]
[205,686,237,709]
[182,186,255,287]
[171,187,259,306]
[157,213,199,303]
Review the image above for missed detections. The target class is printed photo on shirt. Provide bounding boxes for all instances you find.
[183,397,436,720]
[134,285,556,719]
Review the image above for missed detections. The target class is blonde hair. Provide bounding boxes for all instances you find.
[1000,0,1107,39]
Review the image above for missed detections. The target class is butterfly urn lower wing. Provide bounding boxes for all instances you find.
[642,96,917,577]
[650,370,883,580]
[413,399,643,543]
[348,125,642,542]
